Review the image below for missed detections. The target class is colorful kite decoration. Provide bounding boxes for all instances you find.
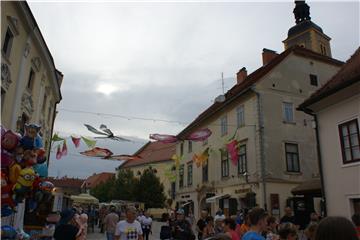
[150,134,177,143]
[164,164,177,182]
[84,124,131,142]
[226,140,239,166]
[193,148,210,168]
[71,136,81,148]
[187,128,212,142]
[110,154,143,161]
[171,154,183,169]
[80,147,113,158]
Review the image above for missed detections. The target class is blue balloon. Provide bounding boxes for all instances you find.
[34,134,43,149]
[1,225,17,239]
[1,206,13,217]
[33,163,48,177]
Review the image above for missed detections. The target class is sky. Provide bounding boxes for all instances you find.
[27,1,359,179]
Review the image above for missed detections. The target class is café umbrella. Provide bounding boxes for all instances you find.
[70,193,99,204]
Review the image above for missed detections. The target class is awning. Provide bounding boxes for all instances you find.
[70,193,99,204]
[291,178,322,196]
[206,193,230,203]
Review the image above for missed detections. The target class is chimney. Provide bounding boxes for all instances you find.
[262,48,278,65]
[236,67,247,85]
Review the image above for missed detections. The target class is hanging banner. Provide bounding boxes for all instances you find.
[187,128,212,142]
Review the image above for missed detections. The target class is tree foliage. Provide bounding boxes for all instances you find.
[135,168,167,208]
[90,168,166,208]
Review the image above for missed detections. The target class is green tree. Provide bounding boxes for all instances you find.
[90,176,115,202]
[111,169,138,201]
[135,167,166,208]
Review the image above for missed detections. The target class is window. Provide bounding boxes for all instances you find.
[221,115,228,136]
[283,102,294,123]
[27,68,35,90]
[180,142,184,156]
[187,164,193,186]
[310,74,318,86]
[2,27,14,58]
[285,143,300,172]
[202,161,208,182]
[238,145,247,174]
[339,119,360,164]
[188,141,192,153]
[320,43,327,56]
[221,150,229,177]
[237,106,245,128]
[179,164,184,188]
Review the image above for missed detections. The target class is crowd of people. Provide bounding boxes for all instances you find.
[52,204,360,240]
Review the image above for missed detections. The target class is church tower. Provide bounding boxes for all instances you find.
[283,1,332,57]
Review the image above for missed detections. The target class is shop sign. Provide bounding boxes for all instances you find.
[234,188,251,194]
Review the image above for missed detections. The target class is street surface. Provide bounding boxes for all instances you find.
[87,221,162,240]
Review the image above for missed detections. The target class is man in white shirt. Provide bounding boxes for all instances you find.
[115,206,143,240]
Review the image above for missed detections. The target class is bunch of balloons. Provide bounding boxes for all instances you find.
[1,124,54,217]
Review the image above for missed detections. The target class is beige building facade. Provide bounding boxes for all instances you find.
[175,2,344,221]
[299,48,360,219]
[1,1,62,155]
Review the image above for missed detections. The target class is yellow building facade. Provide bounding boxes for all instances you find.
[1,1,62,155]
[175,2,344,221]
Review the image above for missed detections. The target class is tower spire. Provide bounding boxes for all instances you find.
[293,0,311,24]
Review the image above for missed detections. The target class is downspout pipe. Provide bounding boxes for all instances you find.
[253,88,267,210]
[301,108,327,216]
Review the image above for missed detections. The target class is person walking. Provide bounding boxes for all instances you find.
[104,206,120,240]
[203,216,215,239]
[265,216,279,240]
[141,211,152,240]
[224,218,239,240]
[99,205,109,233]
[115,206,143,240]
[173,209,195,240]
[54,209,80,240]
[236,214,250,239]
[278,223,297,240]
[280,207,295,225]
[197,210,208,240]
[242,207,268,240]
[351,213,360,239]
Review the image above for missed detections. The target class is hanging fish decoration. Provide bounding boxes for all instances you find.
[110,154,142,161]
[80,147,113,158]
[186,128,212,142]
[149,134,178,143]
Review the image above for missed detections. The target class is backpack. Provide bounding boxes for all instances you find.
[160,225,172,239]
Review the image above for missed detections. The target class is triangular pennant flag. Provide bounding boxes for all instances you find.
[52,133,65,142]
[62,140,68,156]
[81,136,96,148]
[56,145,62,160]
[71,136,81,148]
